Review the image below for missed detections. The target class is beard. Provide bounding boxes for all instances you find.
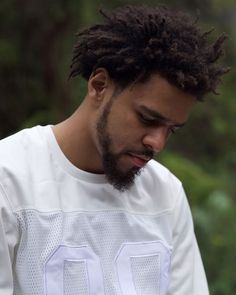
[96,98,153,192]
[100,138,142,192]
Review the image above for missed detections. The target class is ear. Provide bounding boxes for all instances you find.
[87,68,111,103]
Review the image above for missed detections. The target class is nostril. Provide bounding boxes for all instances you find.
[142,129,168,153]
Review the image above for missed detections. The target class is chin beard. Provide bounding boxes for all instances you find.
[102,147,143,192]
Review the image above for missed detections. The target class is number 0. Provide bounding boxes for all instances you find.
[44,245,104,295]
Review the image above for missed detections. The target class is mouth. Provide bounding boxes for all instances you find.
[127,152,151,168]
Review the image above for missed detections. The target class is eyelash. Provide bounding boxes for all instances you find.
[140,115,156,126]
[169,127,177,134]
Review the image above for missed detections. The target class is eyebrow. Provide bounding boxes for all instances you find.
[139,105,186,128]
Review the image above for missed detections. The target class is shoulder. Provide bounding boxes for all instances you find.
[0,125,49,175]
[0,125,48,148]
[0,125,48,156]
[130,159,184,215]
[0,126,52,210]
[138,159,182,194]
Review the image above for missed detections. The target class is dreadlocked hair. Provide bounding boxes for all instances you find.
[69,5,228,100]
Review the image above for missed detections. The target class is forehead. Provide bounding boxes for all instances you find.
[119,74,196,123]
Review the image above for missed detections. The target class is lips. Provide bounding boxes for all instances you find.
[127,153,151,168]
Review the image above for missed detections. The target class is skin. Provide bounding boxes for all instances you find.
[53,69,196,182]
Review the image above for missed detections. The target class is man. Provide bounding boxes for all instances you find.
[0,5,227,295]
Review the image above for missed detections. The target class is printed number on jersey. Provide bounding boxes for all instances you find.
[44,241,171,295]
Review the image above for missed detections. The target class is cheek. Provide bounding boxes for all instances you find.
[108,113,143,151]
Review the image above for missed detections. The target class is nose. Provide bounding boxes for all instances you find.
[142,126,168,153]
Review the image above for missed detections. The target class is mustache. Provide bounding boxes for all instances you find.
[124,147,154,159]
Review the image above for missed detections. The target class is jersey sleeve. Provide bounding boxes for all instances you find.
[167,185,209,295]
[0,183,19,295]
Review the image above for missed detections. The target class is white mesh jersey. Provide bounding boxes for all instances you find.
[0,126,209,295]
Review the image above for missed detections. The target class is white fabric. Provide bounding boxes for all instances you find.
[0,125,209,295]
[115,241,171,295]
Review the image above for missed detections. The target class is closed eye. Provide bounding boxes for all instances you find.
[139,113,182,134]
[139,114,158,126]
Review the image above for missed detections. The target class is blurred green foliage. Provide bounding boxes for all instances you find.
[0,0,235,294]
[158,152,236,294]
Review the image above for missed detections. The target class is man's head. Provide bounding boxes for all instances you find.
[90,71,195,191]
[68,5,227,191]
[70,5,228,100]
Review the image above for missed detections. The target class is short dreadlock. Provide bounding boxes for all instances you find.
[69,5,228,100]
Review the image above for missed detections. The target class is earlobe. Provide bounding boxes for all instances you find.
[88,68,110,102]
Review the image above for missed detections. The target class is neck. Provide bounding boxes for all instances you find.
[52,104,103,174]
